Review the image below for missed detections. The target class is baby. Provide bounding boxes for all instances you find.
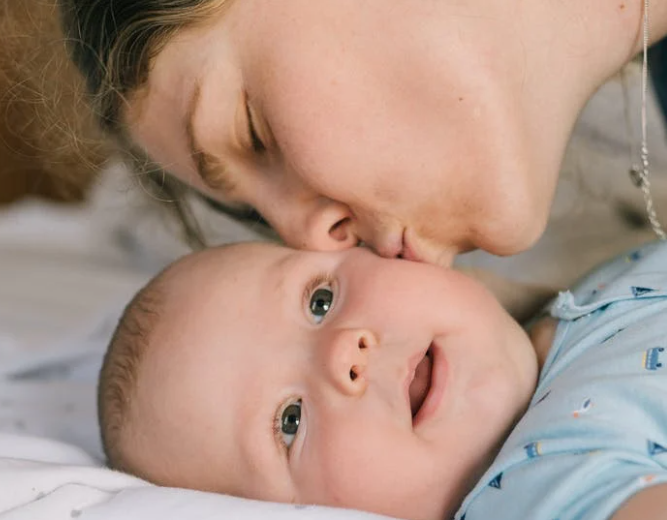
[99,240,667,520]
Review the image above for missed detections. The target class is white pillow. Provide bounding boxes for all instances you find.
[0,432,389,520]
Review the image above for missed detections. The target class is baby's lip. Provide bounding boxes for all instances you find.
[404,343,433,421]
[409,348,433,417]
[412,342,447,428]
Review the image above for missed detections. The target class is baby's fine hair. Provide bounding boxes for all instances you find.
[98,274,166,472]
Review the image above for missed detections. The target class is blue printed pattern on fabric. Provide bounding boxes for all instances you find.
[456,241,667,520]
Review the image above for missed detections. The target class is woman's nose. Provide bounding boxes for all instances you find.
[269,196,359,251]
[321,329,378,397]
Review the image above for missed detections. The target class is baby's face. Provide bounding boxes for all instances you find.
[128,244,537,520]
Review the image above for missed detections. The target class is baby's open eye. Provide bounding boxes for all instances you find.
[309,287,334,323]
[280,400,302,448]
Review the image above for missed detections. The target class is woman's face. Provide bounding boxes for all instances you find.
[127,0,561,266]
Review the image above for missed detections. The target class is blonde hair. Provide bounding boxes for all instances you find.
[58,0,246,248]
[59,0,230,134]
[0,1,111,203]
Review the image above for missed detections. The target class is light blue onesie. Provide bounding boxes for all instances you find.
[456,240,667,520]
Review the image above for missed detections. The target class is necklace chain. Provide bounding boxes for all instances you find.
[632,0,666,239]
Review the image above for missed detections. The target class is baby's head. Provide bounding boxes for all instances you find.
[99,242,537,520]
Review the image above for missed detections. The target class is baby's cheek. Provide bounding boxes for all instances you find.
[294,432,373,505]
[297,428,438,517]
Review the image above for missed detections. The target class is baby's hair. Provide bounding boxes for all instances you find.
[98,273,167,471]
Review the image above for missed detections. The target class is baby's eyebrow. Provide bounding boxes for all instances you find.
[184,81,236,193]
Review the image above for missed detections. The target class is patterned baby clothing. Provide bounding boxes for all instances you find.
[456,240,667,520]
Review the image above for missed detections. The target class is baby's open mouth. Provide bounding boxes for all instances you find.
[409,346,433,418]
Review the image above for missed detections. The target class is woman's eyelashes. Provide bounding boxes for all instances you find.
[202,195,270,228]
[245,100,266,154]
[275,399,302,450]
[305,275,336,324]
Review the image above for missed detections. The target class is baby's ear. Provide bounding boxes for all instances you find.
[455,267,558,324]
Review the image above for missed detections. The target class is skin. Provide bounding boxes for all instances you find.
[128,0,667,267]
[124,243,538,520]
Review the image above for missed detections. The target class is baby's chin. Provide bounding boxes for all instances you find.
[401,475,478,520]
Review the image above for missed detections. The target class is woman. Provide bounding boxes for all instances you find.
[59,0,666,266]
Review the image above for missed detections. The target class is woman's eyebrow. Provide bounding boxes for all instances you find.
[184,82,236,193]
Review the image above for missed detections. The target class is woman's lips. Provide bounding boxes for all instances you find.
[399,228,422,262]
[372,233,404,259]
[399,228,457,267]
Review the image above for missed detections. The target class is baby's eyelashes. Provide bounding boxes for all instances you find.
[305,274,336,324]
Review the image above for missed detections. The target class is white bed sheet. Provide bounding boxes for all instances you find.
[1,64,666,519]
[0,432,386,520]
[0,161,272,457]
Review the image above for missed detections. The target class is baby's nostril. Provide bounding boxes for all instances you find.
[358,337,367,350]
[349,368,358,381]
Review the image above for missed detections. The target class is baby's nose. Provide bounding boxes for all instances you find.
[322,329,377,396]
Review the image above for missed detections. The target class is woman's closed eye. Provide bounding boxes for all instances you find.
[245,98,266,154]
[201,195,271,229]
[275,399,302,450]
[305,275,336,324]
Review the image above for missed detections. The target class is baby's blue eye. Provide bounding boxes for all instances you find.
[309,287,333,323]
[280,400,302,448]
